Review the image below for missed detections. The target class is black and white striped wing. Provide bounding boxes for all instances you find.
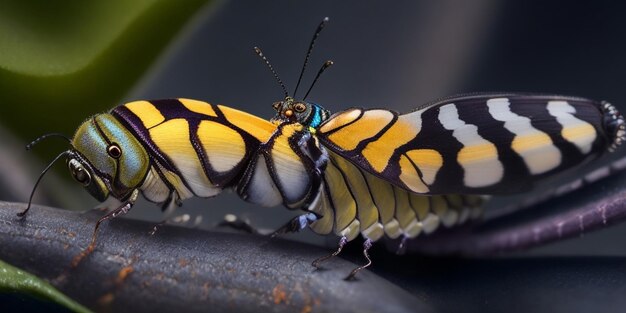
[316,94,620,195]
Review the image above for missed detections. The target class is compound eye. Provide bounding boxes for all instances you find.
[294,103,306,113]
[69,160,91,186]
[74,168,91,186]
[107,144,122,159]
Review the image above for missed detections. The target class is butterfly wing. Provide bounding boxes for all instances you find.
[316,93,612,195]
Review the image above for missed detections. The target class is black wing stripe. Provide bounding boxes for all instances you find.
[456,99,532,192]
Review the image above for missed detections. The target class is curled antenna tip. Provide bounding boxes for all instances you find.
[323,17,330,22]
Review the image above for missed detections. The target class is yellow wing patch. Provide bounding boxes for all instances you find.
[319,108,361,133]
[561,123,597,153]
[326,110,394,151]
[511,132,561,174]
[405,149,443,185]
[457,143,498,163]
[149,119,219,197]
[547,100,598,154]
[362,114,422,172]
[398,155,429,193]
[218,105,276,142]
[511,132,554,153]
[179,98,217,117]
[197,120,246,173]
[320,108,438,194]
[125,101,165,128]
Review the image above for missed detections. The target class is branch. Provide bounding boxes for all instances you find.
[0,203,428,313]
[404,160,626,255]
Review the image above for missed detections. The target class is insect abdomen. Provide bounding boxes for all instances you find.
[308,150,485,241]
[111,98,326,209]
[111,99,273,201]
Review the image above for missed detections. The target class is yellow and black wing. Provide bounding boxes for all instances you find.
[316,94,616,195]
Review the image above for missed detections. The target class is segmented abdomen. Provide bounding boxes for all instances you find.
[308,150,485,241]
[111,98,322,209]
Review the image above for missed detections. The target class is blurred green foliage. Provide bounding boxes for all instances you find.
[0,260,92,313]
[0,0,210,160]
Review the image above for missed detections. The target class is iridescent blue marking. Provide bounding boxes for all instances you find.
[80,122,113,173]
[97,115,145,180]
[298,213,318,230]
[309,105,323,129]
[81,123,108,152]
[98,117,127,143]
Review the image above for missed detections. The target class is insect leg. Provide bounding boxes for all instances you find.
[70,189,138,268]
[311,235,348,268]
[345,239,373,280]
[395,236,408,255]
[149,191,181,235]
[270,212,318,237]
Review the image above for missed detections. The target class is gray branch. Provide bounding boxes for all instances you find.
[0,203,429,313]
[3,164,626,312]
[404,160,626,255]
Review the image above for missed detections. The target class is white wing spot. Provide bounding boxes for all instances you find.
[438,103,503,187]
[487,98,561,174]
[547,101,597,154]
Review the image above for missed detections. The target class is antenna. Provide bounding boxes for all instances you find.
[26,133,71,150]
[293,17,330,97]
[253,46,289,98]
[18,150,70,217]
[303,60,334,100]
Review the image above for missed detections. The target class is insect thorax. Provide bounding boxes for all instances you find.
[236,122,329,209]
[271,97,331,129]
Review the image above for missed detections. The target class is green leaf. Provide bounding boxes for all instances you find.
[0,259,92,313]
[0,0,211,160]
